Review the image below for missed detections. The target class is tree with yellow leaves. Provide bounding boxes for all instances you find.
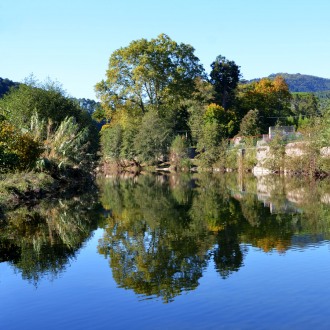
[238,76,292,131]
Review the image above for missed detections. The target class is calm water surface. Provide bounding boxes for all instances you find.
[1,173,330,329]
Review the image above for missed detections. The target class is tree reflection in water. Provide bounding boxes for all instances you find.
[98,174,245,301]
[3,172,330,300]
[0,192,102,285]
[98,173,330,302]
[98,175,210,303]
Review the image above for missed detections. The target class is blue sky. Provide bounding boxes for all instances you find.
[1,0,329,100]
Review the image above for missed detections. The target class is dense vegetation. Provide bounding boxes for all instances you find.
[1,33,330,181]
[0,78,100,208]
[95,34,330,171]
[315,91,330,114]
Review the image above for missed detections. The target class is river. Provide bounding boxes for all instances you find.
[1,173,330,329]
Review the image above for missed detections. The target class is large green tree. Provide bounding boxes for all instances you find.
[95,34,205,118]
[209,55,241,110]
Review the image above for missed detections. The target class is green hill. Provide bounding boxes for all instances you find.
[268,73,330,92]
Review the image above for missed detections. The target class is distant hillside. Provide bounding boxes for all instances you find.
[268,73,330,92]
[0,77,19,98]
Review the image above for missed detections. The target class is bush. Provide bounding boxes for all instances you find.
[0,82,81,130]
[0,120,41,172]
[42,117,90,168]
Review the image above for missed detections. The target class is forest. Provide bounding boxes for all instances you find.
[1,33,330,198]
[93,34,330,171]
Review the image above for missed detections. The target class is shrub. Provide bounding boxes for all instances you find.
[42,117,90,168]
[0,120,41,171]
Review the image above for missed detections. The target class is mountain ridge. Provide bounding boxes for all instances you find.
[247,73,330,93]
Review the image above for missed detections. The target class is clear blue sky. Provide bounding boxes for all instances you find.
[1,0,329,100]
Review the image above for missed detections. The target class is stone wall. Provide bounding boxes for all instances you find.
[253,141,329,175]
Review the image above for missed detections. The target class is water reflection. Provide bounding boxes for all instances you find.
[0,191,102,284]
[98,175,210,303]
[97,173,330,301]
[3,173,330,301]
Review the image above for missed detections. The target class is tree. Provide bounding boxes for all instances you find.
[95,34,205,118]
[0,77,19,98]
[316,91,330,114]
[209,55,241,110]
[100,123,123,161]
[183,77,215,145]
[237,76,292,131]
[239,109,261,136]
[170,135,191,170]
[291,92,319,117]
[92,104,106,122]
[0,82,81,130]
[286,93,319,130]
[190,103,237,167]
[76,98,99,115]
[134,110,172,163]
